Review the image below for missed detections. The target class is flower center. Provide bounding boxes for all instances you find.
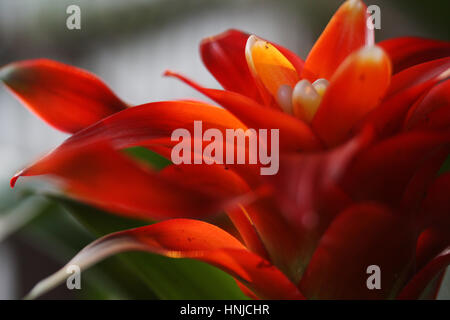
[276,78,329,123]
[245,34,330,124]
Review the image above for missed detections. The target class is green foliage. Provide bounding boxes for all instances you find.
[438,155,450,176]
[122,146,171,170]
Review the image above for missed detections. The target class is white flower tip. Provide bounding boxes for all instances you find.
[346,0,364,11]
[358,46,386,62]
[312,78,330,97]
[245,35,259,72]
[292,79,321,123]
[276,84,294,114]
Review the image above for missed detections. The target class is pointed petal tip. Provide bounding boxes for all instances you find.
[244,35,258,71]
[162,69,174,77]
[0,63,14,82]
[0,58,127,133]
[10,173,21,188]
[0,59,50,82]
[345,0,364,11]
[200,28,241,44]
[302,0,372,81]
[341,0,366,19]
[244,35,299,98]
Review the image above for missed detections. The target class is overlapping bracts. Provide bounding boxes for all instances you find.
[1,0,449,299]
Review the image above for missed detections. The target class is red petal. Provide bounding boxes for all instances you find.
[386,57,450,99]
[301,0,374,81]
[56,99,262,187]
[0,59,127,133]
[12,100,268,218]
[11,141,246,221]
[398,249,450,299]
[226,205,270,261]
[344,131,450,207]
[416,228,450,271]
[234,197,309,284]
[299,203,416,299]
[63,100,246,149]
[404,78,450,131]
[164,71,322,152]
[160,164,268,258]
[201,29,263,104]
[201,29,303,104]
[26,219,304,300]
[146,140,261,188]
[55,100,255,186]
[378,37,450,74]
[312,46,391,146]
[160,164,249,199]
[361,59,449,138]
[421,173,450,227]
[262,127,373,281]
[400,147,449,214]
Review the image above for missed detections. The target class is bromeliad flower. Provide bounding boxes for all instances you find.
[1,0,450,299]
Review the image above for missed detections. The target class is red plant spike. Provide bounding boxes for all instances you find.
[1,0,449,300]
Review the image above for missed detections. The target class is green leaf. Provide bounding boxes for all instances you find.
[438,154,450,176]
[123,146,171,170]
[51,196,248,300]
[16,195,157,299]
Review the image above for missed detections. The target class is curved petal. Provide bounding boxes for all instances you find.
[312,46,391,146]
[404,78,450,132]
[416,228,450,271]
[146,140,262,188]
[11,141,248,221]
[343,130,450,206]
[232,196,309,284]
[164,71,322,152]
[12,100,266,205]
[421,173,450,228]
[0,59,127,133]
[225,205,270,261]
[262,127,373,281]
[386,57,450,99]
[159,164,268,258]
[378,37,450,74]
[25,219,304,300]
[397,249,450,300]
[63,100,246,149]
[359,58,449,139]
[201,29,263,104]
[299,204,416,299]
[400,147,449,214]
[301,0,373,81]
[201,29,304,107]
[59,99,263,187]
[246,35,300,101]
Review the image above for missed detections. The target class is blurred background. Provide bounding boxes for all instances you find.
[0,0,449,299]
